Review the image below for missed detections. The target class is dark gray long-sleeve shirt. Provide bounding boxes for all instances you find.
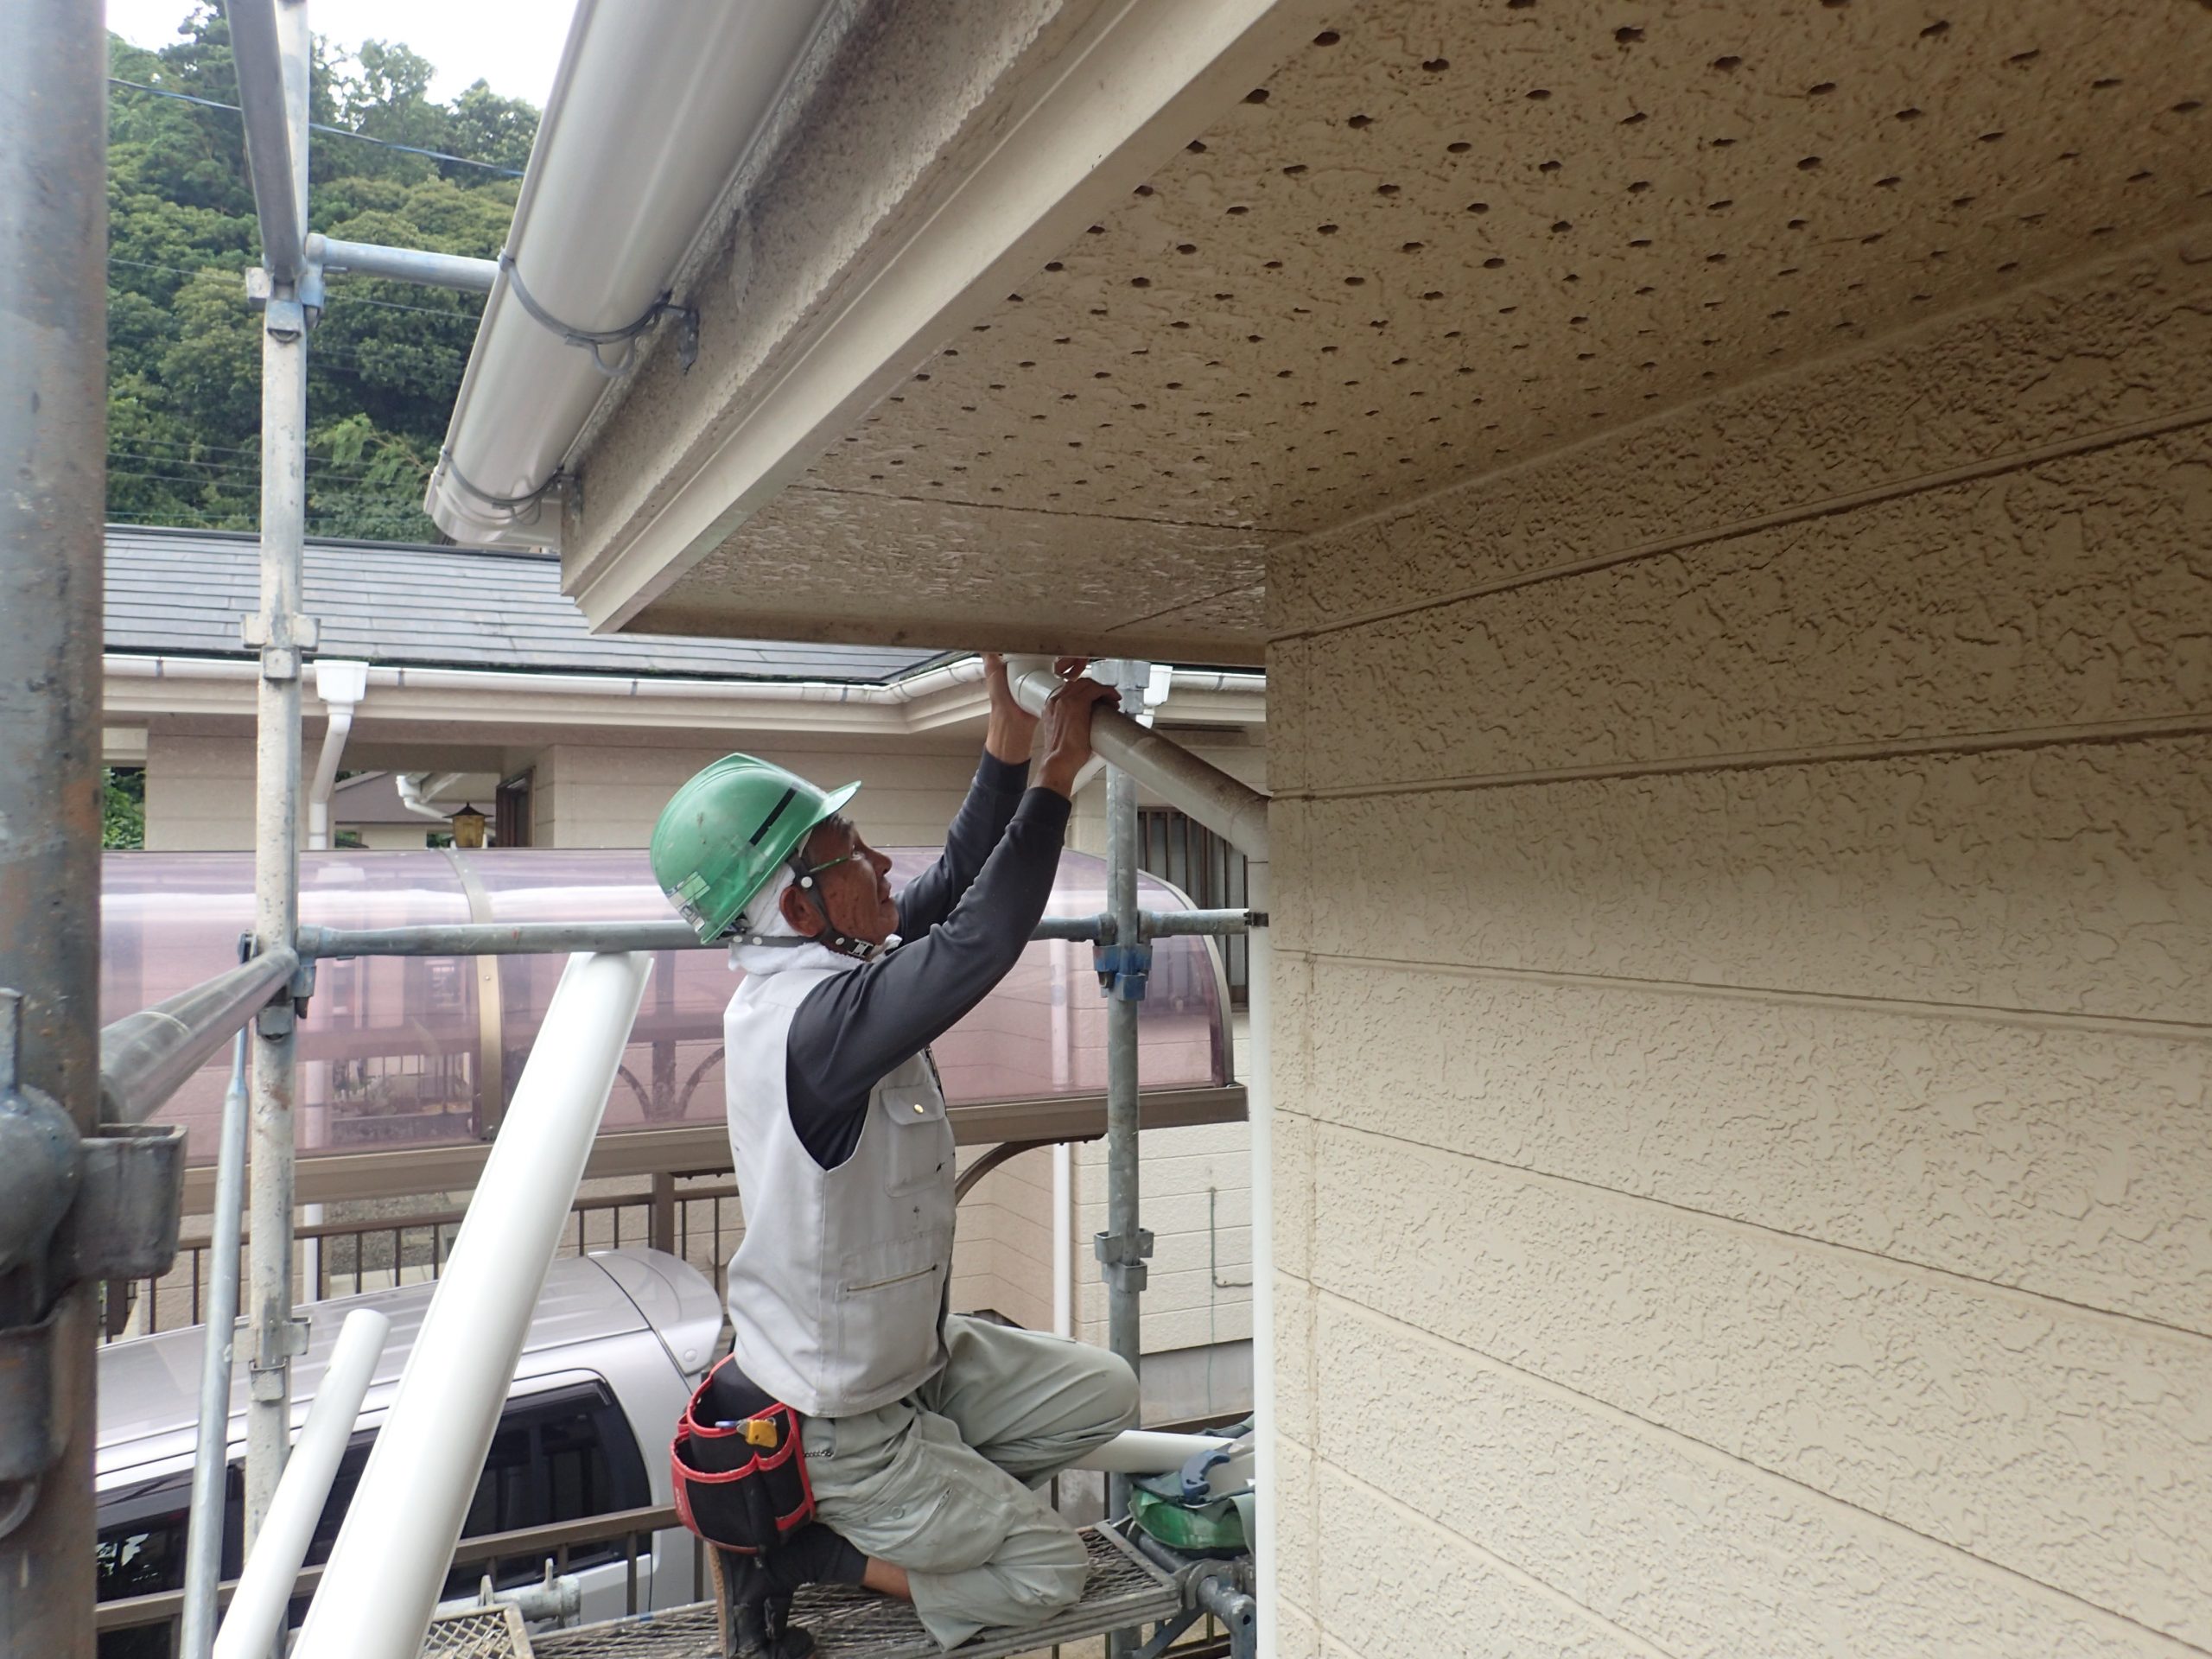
[784,753,1070,1167]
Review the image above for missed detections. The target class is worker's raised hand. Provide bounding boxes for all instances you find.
[1034,667,1121,798]
[981,652,1038,764]
[982,653,1091,767]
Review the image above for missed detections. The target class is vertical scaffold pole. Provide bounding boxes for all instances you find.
[243,0,314,1552]
[0,3,107,1653]
[1103,662,1149,1525]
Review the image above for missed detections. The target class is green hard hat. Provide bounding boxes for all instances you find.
[650,754,861,943]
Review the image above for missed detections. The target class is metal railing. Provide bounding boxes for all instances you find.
[95,1503,692,1642]
[104,1178,749,1344]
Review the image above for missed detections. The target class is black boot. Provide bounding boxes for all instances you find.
[718,1549,816,1659]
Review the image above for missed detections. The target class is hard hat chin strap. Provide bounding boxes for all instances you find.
[786,855,894,962]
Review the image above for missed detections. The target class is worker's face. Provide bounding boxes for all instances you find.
[781,817,899,945]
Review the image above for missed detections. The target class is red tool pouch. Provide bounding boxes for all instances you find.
[670,1357,816,1555]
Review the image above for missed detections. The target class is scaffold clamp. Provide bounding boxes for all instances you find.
[1093,941,1152,1001]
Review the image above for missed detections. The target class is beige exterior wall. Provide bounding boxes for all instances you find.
[143,731,265,850]
[531,736,987,849]
[1268,229,2212,1656]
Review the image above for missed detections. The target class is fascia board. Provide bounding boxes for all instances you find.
[567,0,1332,635]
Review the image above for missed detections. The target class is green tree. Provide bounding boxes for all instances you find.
[105,6,536,541]
[104,768,147,849]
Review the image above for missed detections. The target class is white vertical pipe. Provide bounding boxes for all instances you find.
[302,660,366,1306]
[1048,937,1074,1339]
[1244,860,1275,1659]
[213,1308,391,1659]
[294,951,652,1659]
[179,1030,252,1659]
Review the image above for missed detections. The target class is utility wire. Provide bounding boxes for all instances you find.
[108,77,527,176]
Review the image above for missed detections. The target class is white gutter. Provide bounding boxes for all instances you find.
[105,653,1256,709]
[296,951,653,1658]
[103,652,999,704]
[424,0,837,549]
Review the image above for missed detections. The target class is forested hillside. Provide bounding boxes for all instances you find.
[107,5,536,542]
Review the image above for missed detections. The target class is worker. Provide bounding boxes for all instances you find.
[651,655,1136,1652]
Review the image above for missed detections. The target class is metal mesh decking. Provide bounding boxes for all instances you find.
[420,1604,535,1658]
[531,1527,1180,1659]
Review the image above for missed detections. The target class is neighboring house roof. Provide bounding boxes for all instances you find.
[104,524,943,683]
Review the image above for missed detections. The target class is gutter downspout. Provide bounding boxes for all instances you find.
[305,660,371,853]
[1007,658,1275,1657]
[396,772,467,823]
[302,661,368,1302]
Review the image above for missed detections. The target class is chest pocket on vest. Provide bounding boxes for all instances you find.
[876,1084,949,1196]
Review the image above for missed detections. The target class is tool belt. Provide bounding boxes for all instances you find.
[670,1357,816,1555]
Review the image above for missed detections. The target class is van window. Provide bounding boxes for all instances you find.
[96,1378,650,1651]
[94,1465,243,1659]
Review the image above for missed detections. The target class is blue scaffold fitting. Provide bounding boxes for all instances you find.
[1093,941,1152,1001]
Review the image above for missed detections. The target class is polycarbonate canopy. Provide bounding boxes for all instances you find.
[102,849,1230,1166]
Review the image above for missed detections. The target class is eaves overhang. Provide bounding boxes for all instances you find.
[556,0,2211,664]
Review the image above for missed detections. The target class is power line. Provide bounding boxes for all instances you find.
[108,450,391,482]
[108,77,527,176]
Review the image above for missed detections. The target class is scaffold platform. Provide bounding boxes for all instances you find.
[430,1526,1190,1659]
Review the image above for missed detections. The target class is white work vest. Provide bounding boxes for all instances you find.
[721,963,957,1419]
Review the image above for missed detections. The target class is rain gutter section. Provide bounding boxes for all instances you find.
[424,0,840,550]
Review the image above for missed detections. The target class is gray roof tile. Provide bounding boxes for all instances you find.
[104,524,946,683]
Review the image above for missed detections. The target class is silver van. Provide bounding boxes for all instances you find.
[94,1249,722,1655]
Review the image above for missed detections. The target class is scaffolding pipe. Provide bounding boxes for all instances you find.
[1007,661,1269,861]
[223,0,307,283]
[97,950,298,1128]
[1103,663,1147,1543]
[308,235,498,293]
[294,951,653,1659]
[0,0,107,1646]
[244,0,313,1556]
[178,1033,251,1659]
[213,1306,391,1659]
[1244,861,1276,1659]
[1008,659,1276,1656]
[293,908,1249,961]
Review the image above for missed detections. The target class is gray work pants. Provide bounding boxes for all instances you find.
[799,1314,1140,1648]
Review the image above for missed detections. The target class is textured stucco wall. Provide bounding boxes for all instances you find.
[1268,227,2212,1657]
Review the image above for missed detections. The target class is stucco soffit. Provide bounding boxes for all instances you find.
[564,0,1333,637]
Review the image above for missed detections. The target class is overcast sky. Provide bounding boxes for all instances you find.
[105,0,581,109]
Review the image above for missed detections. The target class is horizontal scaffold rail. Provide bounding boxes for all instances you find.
[294,907,1249,959]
